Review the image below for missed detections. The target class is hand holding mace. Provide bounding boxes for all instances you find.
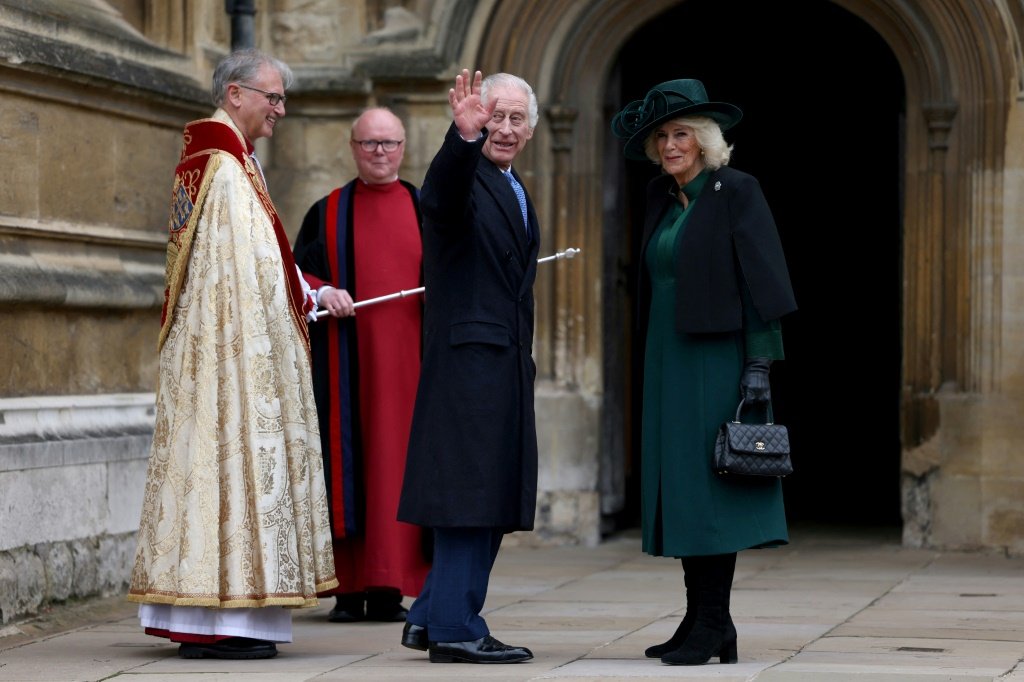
[314,247,580,319]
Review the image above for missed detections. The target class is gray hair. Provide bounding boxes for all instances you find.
[211,48,294,106]
[643,116,733,169]
[481,73,539,129]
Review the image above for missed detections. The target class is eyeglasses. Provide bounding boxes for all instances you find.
[353,139,404,153]
[236,83,287,106]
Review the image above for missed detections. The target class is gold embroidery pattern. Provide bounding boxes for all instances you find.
[180,128,192,161]
[159,158,220,352]
[130,151,338,609]
[243,155,279,222]
[168,169,200,239]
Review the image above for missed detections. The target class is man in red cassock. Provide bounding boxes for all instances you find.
[293,107,429,623]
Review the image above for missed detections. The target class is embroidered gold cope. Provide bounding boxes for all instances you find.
[128,110,338,608]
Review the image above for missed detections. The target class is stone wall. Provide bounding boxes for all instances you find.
[0,0,211,625]
[0,395,153,624]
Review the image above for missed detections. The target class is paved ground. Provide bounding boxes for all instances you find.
[1,523,1023,681]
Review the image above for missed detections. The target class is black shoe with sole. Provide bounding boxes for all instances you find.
[428,635,533,663]
[327,593,365,623]
[178,637,278,660]
[401,622,428,651]
[365,589,408,622]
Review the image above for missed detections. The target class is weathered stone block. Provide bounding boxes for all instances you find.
[0,534,136,624]
[40,541,73,602]
[0,551,13,624]
[535,384,599,490]
[0,101,41,217]
[0,310,158,396]
[526,490,600,547]
[1003,276,1024,392]
[28,93,178,230]
[0,549,45,624]
[71,539,99,597]
[112,124,183,232]
[901,469,932,548]
[982,399,1024,478]
[97,535,134,596]
[935,394,984,476]
[271,0,363,63]
[402,107,449,184]
[108,458,149,535]
[931,474,984,551]
[983,478,1024,554]
[37,108,116,227]
[272,117,358,236]
[0,466,107,550]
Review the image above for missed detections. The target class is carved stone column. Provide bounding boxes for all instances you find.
[902,102,957,449]
[545,104,581,386]
[928,103,962,389]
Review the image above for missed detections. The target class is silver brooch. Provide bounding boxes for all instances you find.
[714,181,722,191]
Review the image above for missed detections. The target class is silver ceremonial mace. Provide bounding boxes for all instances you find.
[314,247,580,319]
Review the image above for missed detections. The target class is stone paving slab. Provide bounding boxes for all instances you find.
[1,526,1023,681]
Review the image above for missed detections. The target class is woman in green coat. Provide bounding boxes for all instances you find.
[612,79,797,666]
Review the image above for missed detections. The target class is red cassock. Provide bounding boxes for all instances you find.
[294,178,429,596]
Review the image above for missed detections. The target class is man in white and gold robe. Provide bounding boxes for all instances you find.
[127,48,339,660]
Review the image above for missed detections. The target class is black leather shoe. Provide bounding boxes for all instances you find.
[365,590,408,622]
[327,593,365,623]
[428,635,533,663]
[178,637,277,660]
[401,622,428,651]
[366,602,408,622]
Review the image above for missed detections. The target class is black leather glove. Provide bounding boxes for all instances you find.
[740,357,772,403]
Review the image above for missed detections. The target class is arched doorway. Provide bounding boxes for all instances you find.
[476,0,1016,548]
[604,0,905,529]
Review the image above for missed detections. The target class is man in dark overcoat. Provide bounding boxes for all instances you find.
[396,68,540,664]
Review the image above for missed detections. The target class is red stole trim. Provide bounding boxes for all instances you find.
[144,627,232,644]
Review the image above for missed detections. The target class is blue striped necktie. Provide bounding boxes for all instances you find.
[503,169,529,233]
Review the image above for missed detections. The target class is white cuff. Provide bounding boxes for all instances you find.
[315,285,334,307]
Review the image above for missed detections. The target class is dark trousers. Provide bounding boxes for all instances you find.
[406,527,504,642]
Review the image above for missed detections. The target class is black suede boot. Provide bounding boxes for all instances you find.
[660,553,738,665]
[644,557,696,658]
[721,551,737,644]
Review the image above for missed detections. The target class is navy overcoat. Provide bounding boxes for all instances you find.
[397,124,540,530]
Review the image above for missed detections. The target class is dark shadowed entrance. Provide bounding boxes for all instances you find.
[604,0,904,530]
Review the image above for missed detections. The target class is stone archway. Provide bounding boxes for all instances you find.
[827,0,1017,546]
[471,0,1021,549]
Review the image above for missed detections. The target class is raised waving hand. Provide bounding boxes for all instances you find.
[450,69,497,141]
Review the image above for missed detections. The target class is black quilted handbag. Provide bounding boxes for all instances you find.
[713,399,792,477]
